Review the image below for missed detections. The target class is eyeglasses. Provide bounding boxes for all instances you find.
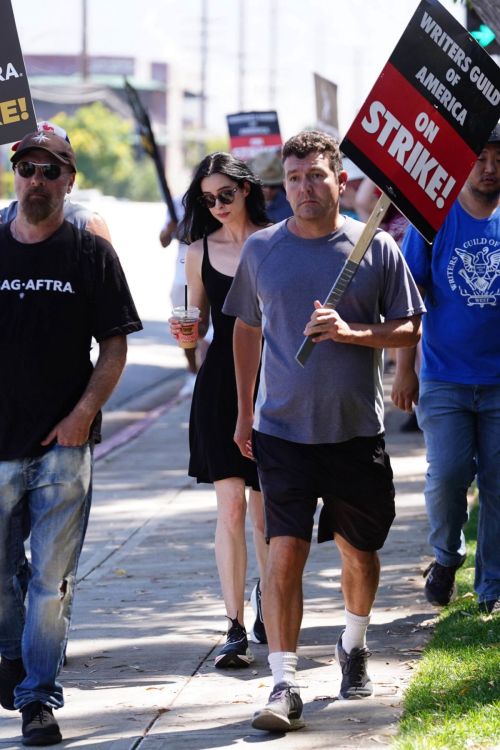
[197,186,239,209]
[14,161,64,181]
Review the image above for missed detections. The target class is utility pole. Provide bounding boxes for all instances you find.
[238,0,246,111]
[199,0,208,157]
[81,0,89,80]
[269,0,277,108]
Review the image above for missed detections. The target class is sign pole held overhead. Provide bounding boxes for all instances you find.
[124,78,177,223]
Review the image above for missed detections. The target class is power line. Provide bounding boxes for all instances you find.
[81,0,89,81]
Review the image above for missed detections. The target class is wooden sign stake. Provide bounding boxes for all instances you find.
[296,192,392,367]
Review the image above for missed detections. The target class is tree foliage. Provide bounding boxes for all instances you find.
[52,103,160,201]
[183,133,230,173]
[453,0,500,38]
[0,166,14,199]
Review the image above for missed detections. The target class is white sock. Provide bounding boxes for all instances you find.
[342,609,370,653]
[268,651,298,687]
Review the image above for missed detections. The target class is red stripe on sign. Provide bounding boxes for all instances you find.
[344,62,477,231]
[229,134,283,148]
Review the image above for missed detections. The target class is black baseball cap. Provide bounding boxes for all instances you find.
[11,125,76,171]
[487,123,500,143]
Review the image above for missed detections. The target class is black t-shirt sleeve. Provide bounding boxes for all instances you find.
[91,237,143,341]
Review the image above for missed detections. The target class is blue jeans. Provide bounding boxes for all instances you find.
[417,381,500,603]
[0,443,92,709]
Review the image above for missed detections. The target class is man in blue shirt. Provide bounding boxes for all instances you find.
[247,150,292,223]
[392,124,500,615]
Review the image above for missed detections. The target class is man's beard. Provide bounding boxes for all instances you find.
[20,190,57,223]
[470,183,500,206]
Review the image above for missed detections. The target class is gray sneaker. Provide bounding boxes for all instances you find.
[335,631,373,700]
[252,681,305,732]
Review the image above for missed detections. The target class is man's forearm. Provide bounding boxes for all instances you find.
[233,319,261,414]
[392,340,420,412]
[345,315,422,348]
[72,335,127,422]
[396,344,418,372]
[305,306,423,349]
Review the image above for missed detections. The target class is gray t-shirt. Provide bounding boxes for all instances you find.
[223,216,425,444]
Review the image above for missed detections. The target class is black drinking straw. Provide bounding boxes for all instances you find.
[184,284,188,310]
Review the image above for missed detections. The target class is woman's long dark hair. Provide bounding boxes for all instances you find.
[180,152,268,244]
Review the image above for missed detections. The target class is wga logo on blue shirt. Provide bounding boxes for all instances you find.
[447,238,500,307]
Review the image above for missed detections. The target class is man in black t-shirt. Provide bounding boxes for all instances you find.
[1,122,113,609]
[0,126,142,746]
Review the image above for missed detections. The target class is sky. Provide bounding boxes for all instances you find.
[11,0,466,140]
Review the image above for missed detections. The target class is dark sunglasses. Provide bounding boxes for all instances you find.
[197,186,239,209]
[14,161,64,181]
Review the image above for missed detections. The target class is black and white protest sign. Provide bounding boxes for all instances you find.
[341,0,500,241]
[0,1,36,144]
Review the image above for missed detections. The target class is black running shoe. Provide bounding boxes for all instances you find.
[21,701,62,746]
[0,656,26,711]
[249,580,267,644]
[214,618,253,668]
[335,632,373,700]
[478,597,500,614]
[252,681,305,732]
[423,558,465,606]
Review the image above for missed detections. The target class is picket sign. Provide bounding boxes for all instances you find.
[0,0,36,144]
[296,0,500,367]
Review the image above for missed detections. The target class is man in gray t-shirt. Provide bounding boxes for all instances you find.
[223,130,424,732]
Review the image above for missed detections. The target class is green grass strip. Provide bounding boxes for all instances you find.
[394,503,500,750]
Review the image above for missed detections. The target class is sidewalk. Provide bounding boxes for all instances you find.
[0,377,435,749]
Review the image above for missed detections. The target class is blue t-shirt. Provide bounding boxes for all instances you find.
[224,217,424,444]
[265,188,292,223]
[402,200,500,384]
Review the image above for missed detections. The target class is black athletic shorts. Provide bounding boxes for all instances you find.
[252,431,395,551]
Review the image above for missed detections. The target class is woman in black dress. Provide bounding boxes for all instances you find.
[170,153,269,668]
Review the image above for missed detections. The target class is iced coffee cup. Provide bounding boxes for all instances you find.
[172,306,200,349]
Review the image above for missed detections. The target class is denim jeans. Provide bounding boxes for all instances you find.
[417,381,500,602]
[0,443,92,709]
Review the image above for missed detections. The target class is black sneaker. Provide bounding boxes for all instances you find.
[214,618,253,668]
[252,681,305,732]
[0,656,26,710]
[478,597,500,614]
[423,558,465,606]
[21,701,62,746]
[335,632,373,700]
[249,580,267,644]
